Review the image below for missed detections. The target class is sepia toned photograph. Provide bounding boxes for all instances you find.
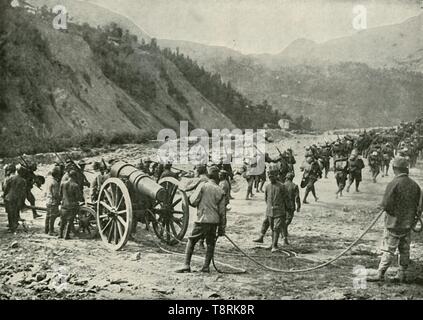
[0,0,422,304]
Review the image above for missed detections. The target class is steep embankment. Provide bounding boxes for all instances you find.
[0,6,235,156]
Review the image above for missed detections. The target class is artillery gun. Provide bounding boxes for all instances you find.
[96,161,190,250]
[0,161,191,250]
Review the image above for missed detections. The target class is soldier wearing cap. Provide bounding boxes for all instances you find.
[45,166,61,235]
[300,156,322,204]
[253,169,290,251]
[176,166,226,273]
[20,162,42,219]
[368,151,381,183]
[381,143,394,177]
[346,150,365,193]
[218,170,230,209]
[369,157,422,283]
[283,172,301,244]
[333,154,349,198]
[3,166,27,233]
[59,170,80,239]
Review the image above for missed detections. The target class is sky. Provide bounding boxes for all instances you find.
[87,0,421,54]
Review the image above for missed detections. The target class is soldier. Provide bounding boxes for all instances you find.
[368,151,381,183]
[283,172,301,245]
[45,166,61,236]
[59,170,80,240]
[76,160,90,202]
[264,169,290,252]
[219,170,231,210]
[346,151,365,193]
[368,157,422,283]
[91,162,107,202]
[334,154,349,198]
[277,153,290,183]
[253,169,290,250]
[143,157,153,175]
[21,162,42,219]
[176,166,226,273]
[300,156,322,204]
[319,143,331,179]
[381,143,394,177]
[240,158,255,200]
[3,167,27,233]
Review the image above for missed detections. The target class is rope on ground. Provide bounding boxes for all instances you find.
[222,209,384,273]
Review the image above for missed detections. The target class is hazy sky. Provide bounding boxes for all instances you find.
[88,0,421,54]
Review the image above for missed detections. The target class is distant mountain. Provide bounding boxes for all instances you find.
[259,14,423,72]
[157,39,244,72]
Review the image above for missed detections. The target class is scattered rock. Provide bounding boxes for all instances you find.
[73,280,89,286]
[108,284,122,293]
[36,273,47,282]
[130,252,141,261]
[109,279,128,285]
[10,241,19,249]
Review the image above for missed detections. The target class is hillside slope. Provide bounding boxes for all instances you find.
[0,6,236,156]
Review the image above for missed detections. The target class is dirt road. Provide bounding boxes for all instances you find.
[1,134,423,300]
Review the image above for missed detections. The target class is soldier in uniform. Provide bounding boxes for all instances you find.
[21,162,42,219]
[91,162,108,202]
[283,172,301,245]
[300,156,322,204]
[346,150,365,193]
[45,166,61,236]
[368,151,381,183]
[219,170,231,210]
[381,143,394,177]
[3,167,27,233]
[176,166,226,273]
[319,143,331,179]
[264,169,290,252]
[368,157,422,283]
[334,155,349,198]
[59,170,80,240]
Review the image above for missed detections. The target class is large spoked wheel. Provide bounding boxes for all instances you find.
[97,178,133,250]
[150,177,190,245]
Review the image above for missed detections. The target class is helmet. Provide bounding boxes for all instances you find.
[52,166,62,179]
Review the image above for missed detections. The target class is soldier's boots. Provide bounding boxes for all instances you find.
[271,231,280,253]
[201,245,215,273]
[44,217,50,234]
[175,240,195,273]
[367,270,385,282]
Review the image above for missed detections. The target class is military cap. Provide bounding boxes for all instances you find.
[392,157,409,169]
[207,165,220,176]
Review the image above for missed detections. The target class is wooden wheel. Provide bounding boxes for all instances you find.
[97,178,132,250]
[150,177,189,245]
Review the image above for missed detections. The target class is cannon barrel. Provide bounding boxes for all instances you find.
[110,161,167,203]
